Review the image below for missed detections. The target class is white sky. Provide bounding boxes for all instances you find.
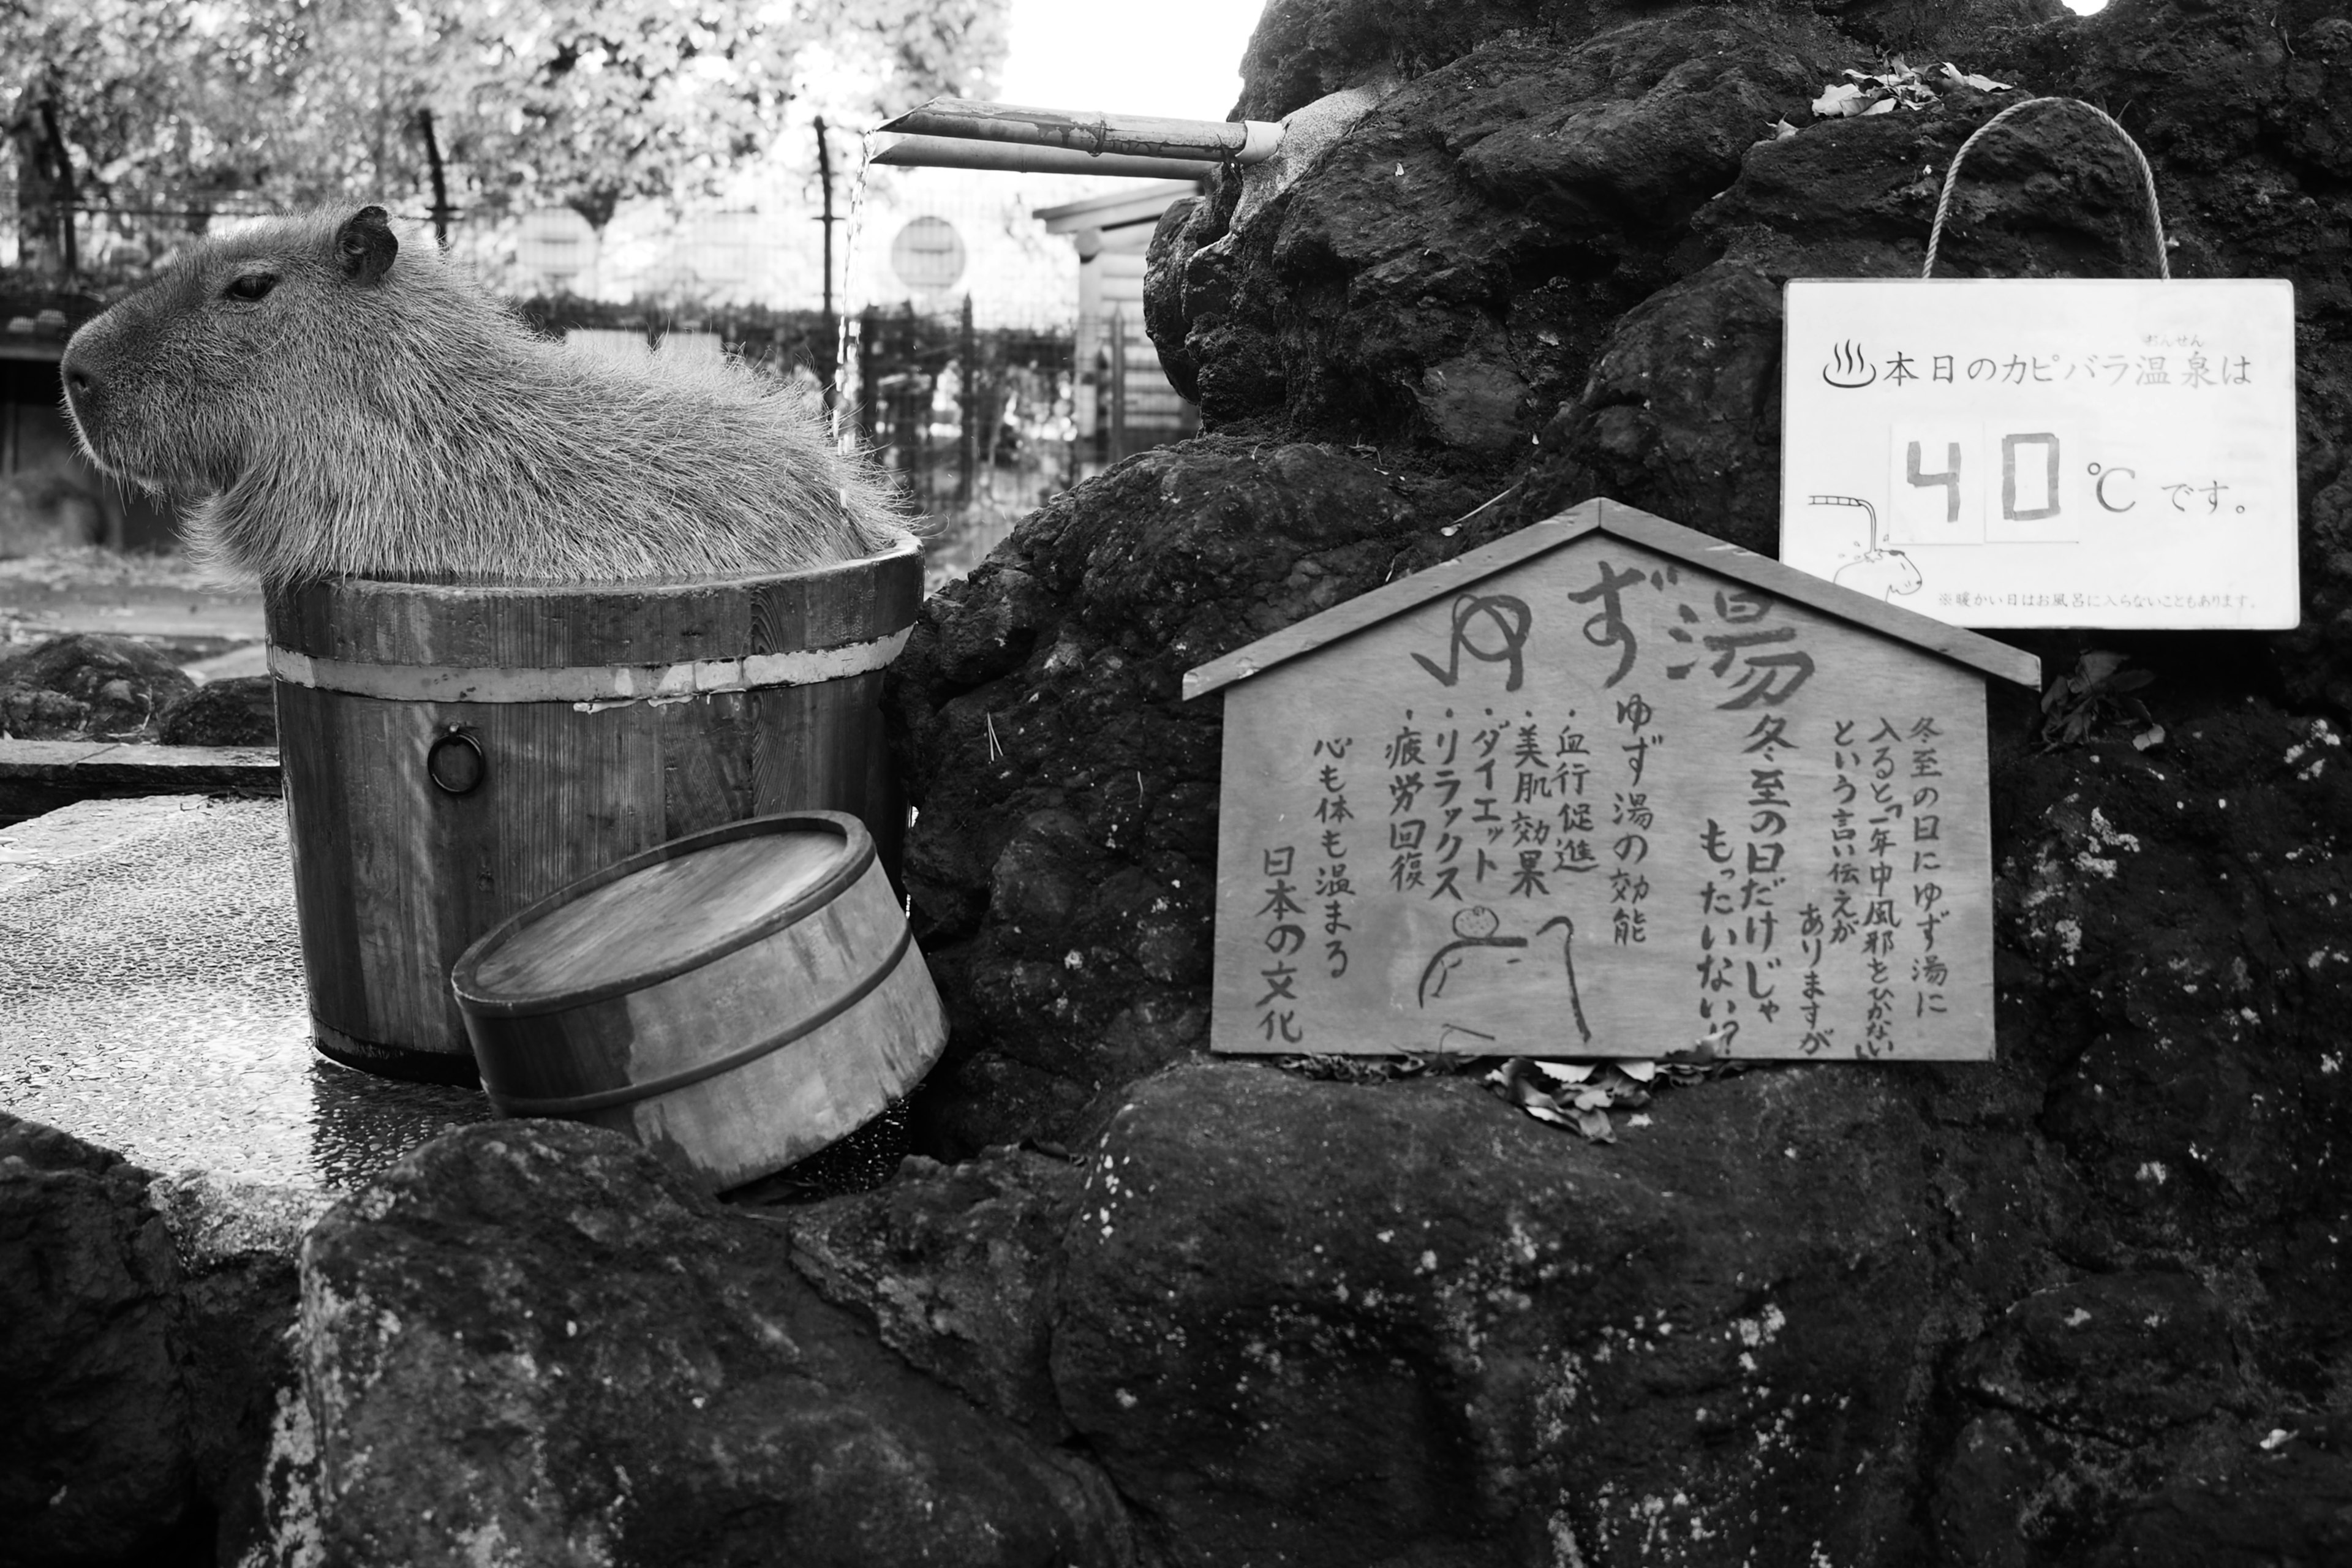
[995,0,1268,121]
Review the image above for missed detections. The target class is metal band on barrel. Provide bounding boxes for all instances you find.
[266,627,911,704]
[481,922,916,1118]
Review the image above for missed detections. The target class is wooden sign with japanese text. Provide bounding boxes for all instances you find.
[1186,502,2040,1061]
[1780,279,2297,630]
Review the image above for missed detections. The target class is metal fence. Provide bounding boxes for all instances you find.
[2,190,1200,581]
[843,301,1072,582]
[508,295,1084,584]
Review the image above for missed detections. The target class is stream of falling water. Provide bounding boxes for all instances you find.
[829,127,875,451]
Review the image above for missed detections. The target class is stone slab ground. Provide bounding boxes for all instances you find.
[0,794,488,1190]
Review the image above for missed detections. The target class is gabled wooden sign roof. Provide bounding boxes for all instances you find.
[1182,497,2042,700]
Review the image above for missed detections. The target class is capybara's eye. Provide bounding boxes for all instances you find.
[224,273,278,303]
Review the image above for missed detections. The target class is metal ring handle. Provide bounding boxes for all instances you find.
[426,729,486,795]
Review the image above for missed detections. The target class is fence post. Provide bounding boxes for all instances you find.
[1109,304,1128,464]
[416,108,452,247]
[856,306,880,450]
[957,293,977,507]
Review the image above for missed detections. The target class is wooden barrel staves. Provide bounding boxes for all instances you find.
[450,812,946,1189]
[264,538,921,1083]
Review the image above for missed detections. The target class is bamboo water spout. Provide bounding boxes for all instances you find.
[872,97,1283,179]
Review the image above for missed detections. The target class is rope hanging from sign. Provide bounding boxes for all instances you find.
[1923,97,2171,281]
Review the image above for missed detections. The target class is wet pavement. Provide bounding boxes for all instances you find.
[0,794,492,1189]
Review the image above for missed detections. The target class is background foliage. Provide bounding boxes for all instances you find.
[0,0,1006,265]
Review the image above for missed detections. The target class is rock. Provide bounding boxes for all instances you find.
[1928,1412,2045,1568]
[1049,1060,1943,1566]
[1227,0,2064,123]
[0,1112,333,1568]
[148,1174,331,1568]
[0,634,194,741]
[1174,10,1854,439]
[1708,0,2352,706]
[1227,82,1395,239]
[2090,1413,2352,1567]
[1143,196,1205,404]
[878,3,2352,1558]
[888,438,1484,1154]
[295,1119,1138,1567]
[1927,1267,2260,1556]
[0,685,89,740]
[1156,0,2352,723]
[1521,259,1788,556]
[156,675,277,747]
[1958,1270,2247,1445]
[1234,0,1565,121]
[0,1114,204,1567]
[777,1145,1079,1438]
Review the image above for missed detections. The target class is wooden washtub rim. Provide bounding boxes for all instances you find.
[282,532,923,606]
[450,810,876,1017]
[477,923,916,1117]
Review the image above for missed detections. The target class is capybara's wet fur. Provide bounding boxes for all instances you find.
[61,206,906,586]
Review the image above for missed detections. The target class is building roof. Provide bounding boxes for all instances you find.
[1180,496,2043,701]
[1035,181,1203,235]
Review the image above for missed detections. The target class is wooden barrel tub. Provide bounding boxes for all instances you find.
[264,538,921,1084]
[451,811,946,1190]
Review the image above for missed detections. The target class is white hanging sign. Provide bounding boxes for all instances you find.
[1779,278,2297,630]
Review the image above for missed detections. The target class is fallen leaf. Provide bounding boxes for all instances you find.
[1665,1033,1721,1066]
[1618,1059,1659,1083]
[1864,96,1898,115]
[1941,62,2012,91]
[2081,649,2130,683]
[1574,1107,1616,1143]
[1812,82,1865,117]
[1532,1060,1596,1084]
[1768,117,1799,140]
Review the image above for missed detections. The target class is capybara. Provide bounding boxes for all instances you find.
[60,205,906,586]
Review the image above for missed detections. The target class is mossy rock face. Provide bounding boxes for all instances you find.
[0,1117,197,1566]
[882,1,2352,1562]
[0,633,193,740]
[156,676,276,747]
[297,1120,1135,1568]
[1046,1060,1942,1566]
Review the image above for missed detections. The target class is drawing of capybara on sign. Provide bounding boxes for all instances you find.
[61,205,908,587]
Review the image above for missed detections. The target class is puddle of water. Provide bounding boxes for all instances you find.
[0,795,492,1189]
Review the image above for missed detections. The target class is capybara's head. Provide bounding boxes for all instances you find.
[61,206,405,501]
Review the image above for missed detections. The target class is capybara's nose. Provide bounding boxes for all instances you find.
[61,349,95,409]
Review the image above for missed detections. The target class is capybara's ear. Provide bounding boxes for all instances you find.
[337,206,397,285]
